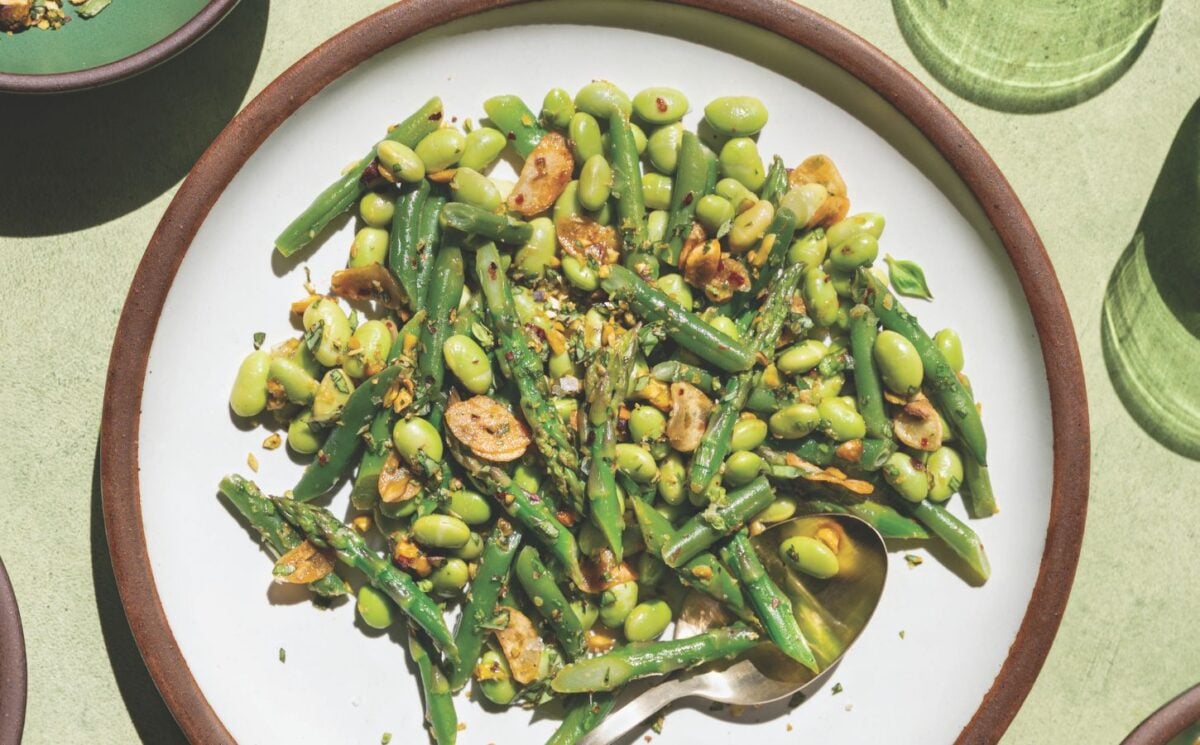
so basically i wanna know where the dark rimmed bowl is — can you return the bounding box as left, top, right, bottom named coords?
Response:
left=0, top=557, right=26, bottom=745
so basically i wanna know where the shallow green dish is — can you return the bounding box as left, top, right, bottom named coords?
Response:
left=0, top=0, right=238, bottom=93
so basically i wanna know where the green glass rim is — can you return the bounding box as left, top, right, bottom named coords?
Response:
left=0, top=0, right=240, bottom=94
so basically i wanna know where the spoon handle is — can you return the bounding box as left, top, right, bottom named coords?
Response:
left=576, top=675, right=708, bottom=745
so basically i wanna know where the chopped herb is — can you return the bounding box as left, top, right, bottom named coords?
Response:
left=885, top=255, right=934, bottom=300
left=651, top=714, right=665, bottom=734
left=252, top=331, right=266, bottom=349
left=348, top=309, right=360, bottom=333
left=899, top=630, right=906, bottom=639
left=278, top=647, right=286, bottom=663
left=303, top=319, right=325, bottom=353
left=381, top=733, right=392, bottom=745
left=831, top=682, right=844, bottom=695
left=331, top=369, right=350, bottom=394
left=905, top=554, right=924, bottom=568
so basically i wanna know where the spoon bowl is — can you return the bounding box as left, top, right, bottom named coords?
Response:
left=577, top=513, right=888, bottom=745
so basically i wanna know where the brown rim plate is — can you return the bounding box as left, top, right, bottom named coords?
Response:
left=0, top=557, right=26, bottom=745
left=1123, top=685, right=1200, bottom=745
left=99, top=0, right=1090, bottom=742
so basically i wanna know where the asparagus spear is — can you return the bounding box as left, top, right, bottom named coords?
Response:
left=217, top=475, right=349, bottom=598
left=409, top=626, right=458, bottom=745
left=551, top=624, right=761, bottom=693
left=546, top=693, right=617, bottom=745
left=661, top=476, right=775, bottom=568
left=272, top=498, right=457, bottom=661
left=449, top=520, right=522, bottom=690
left=514, top=546, right=587, bottom=659
left=585, top=327, right=639, bottom=560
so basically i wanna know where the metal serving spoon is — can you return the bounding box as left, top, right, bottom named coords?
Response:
left=578, top=513, right=889, bottom=745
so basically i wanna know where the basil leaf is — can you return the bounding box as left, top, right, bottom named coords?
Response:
left=252, top=332, right=266, bottom=350
left=885, top=255, right=933, bottom=300
left=303, top=319, right=324, bottom=352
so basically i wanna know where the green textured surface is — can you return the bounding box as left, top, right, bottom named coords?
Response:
left=0, top=1, right=1197, bottom=743
left=0, top=0, right=210, bottom=75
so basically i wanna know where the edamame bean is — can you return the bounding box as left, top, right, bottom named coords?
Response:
left=302, top=297, right=351, bottom=367
left=874, top=330, right=925, bottom=395
left=358, top=192, right=395, bottom=228
left=716, top=178, right=758, bottom=213
left=342, top=320, right=393, bottom=379
left=654, top=498, right=688, bottom=524
left=412, top=514, right=471, bottom=549
left=718, top=137, right=765, bottom=192
left=269, top=355, right=318, bottom=404
left=311, top=369, right=354, bottom=423
left=826, top=212, right=886, bottom=247
left=883, top=453, right=930, bottom=502
left=430, top=558, right=470, bottom=596
left=727, top=199, right=774, bottom=253
left=819, top=397, right=866, bottom=441
left=553, top=180, right=584, bottom=224
left=624, top=599, right=672, bottom=642
left=568, top=112, right=604, bottom=162
left=579, top=521, right=606, bottom=556
left=448, top=489, right=492, bottom=525
left=392, top=417, right=444, bottom=464
left=788, top=230, right=828, bottom=269
left=451, top=167, right=503, bottom=211
left=703, top=95, right=768, bottom=136
left=477, top=649, right=518, bottom=705
left=356, top=585, right=395, bottom=629
left=415, top=128, right=466, bottom=172
left=561, top=255, right=599, bottom=291
left=695, top=195, right=734, bottom=234
left=628, top=405, right=667, bottom=443
left=598, top=580, right=639, bottom=627
left=812, top=373, right=845, bottom=401
left=654, top=273, right=693, bottom=311
left=646, top=122, right=683, bottom=174
left=459, top=127, right=508, bottom=171
left=657, top=453, right=687, bottom=505
left=629, top=122, right=648, bottom=155
left=443, top=334, right=493, bottom=394
left=287, top=409, right=322, bottom=454
left=230, top=350, right=270, bottom=417
left=512, top=461, right=543, bottom=494
left=647, top=209, right=670, bottom=243
left=754, top=497, right=797, bottom=525
left=641, top=173, right=673, bottom=211
left=450, top=531, right=485, bottom=561
left=769, top=402, right=820, bottom=439
left=829, top=232, right=879, bottom=271
left=780, top=536, right=839, bottom=579
left=633, top=87, right=689, bottom=125
left=723, top=450, right=763, bottom=487
left=730, top=415, right=768, bottom=451
left=637, top=553, right=668, bottom=595
left=709, top=314, right=740, bottom=340
left=776, top=339, right=827, bottom=375
left=548, top=350, right=576, bottom=379
left=578, top=154, right=613, bottom=211
left=926, top=446, right=964, bottom=501
left=615, top=443, right=658, bottom=483
left=375, top=140, right=425, bottom=183
left=541, top=87, right=576, bottom=128
left=348, top=227, right=388, bottom=267
left=514, top=217, right=558, bottom=276
left=575, top=81, right=632, bottom=119
left=934, top=328, right=965, bottom=373
left=803, top=267, right=839, bottom=328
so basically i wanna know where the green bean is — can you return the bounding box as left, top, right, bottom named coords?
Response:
left=688, top=372, right=756, bottom=498
left=416, top=246, right=464, bottom=426
left=661, top=476, right=774, bottom=567
left=275, top=498, right=456, bottom=659
left=857, top=270, right=987, bottom=465
left=449, top=521, right=521, bottom=690
left=515, top=546, right=587, bottom=659
left=551, top=624, right=760, bottom=693
left=847, top=305, right=891, bottom=442
left=602, top=266, right=756, bottom=373
left=661, top=131, right=712, bottom=265
left=292, top=363, right=404, bottom=501
left=389, top=179, right=431, bottom=311
left=608, top=110, right=650, bottom=255
left=720, top=530, right=817, bottom=671
left=408, top=627, right=458, bottom=745
left=460, top=127, right=508, bottom=171
left=349, top=409, right=394, bottom=510
left=276, top=97, right=442, bottom=256
left=963, top=459, right=998, bottom=518
left=760, top=155, right=788, bottom=204
left=440, top=202, right=533, bottom=245
left=413, top=192, right=448, bottom=312
left=217, top=475, right=349, bottom=597
left=483, top=95, right=547, bottom=158
left=896, top=496, right=991, bottom=582
left=547, top=694, right=617, bottom=745
left=798, top=498, right=928, bottom=540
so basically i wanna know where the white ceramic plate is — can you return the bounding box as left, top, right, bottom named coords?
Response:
left=105, top=2, right=1087, bottom=743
